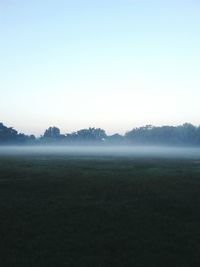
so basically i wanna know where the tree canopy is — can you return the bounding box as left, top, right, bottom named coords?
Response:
left=0, top=123, right=35, bottom=144
left=1, top=121, right=200, bottom=146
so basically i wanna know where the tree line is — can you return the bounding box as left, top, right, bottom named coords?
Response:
left=0, top=122, right=200, bottom=146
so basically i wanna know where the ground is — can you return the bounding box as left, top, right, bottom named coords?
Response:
left=0, top=155, right=200, bottom=266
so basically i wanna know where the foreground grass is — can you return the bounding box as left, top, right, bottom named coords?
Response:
left=0, top=156, right=200, bottom=266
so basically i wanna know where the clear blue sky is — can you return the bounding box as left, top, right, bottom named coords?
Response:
left=0, top=0, right=200, bottom=136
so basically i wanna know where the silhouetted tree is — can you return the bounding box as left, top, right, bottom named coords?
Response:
left=76, top=128, right=106, bottom=142
left=125, top=123, right=200, bottom=145
left=1, top=121, right=200, bottom=146
left=106, top=134, right=124, bottom=144
left=65, top=128, right=107, bottom=143
left=44, top=127, right=60, bottom=138
left=0, top=122, right=35, bottom=144
left=41, top=126, right=66, bottom=143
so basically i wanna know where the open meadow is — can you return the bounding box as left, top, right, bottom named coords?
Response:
left=0, top=150, right=200, bottom=266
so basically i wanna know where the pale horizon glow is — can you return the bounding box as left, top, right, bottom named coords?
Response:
left=0, top=0, right=200, bottom=136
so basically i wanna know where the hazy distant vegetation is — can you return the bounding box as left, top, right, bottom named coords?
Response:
left=1, top=122, right=200, bottom=146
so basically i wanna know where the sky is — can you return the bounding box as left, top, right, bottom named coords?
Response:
left=0, top=0, right=200, bottom=136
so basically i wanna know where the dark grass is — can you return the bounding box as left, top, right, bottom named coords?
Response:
left=0, top=156, right=200, bottom=266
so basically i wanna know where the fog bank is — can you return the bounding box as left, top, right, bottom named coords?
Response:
left=0, top=146, right=200, bottom=159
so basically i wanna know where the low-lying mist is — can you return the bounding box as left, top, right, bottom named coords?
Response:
left=0, top=146, right=200, bottom=159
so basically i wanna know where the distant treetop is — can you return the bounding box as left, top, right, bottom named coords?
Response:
left=1, top=122, right=200, bottom=146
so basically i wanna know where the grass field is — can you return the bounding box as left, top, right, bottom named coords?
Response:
left=0, top=155, right=200, bottom=266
